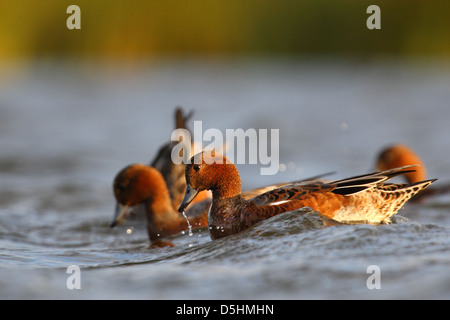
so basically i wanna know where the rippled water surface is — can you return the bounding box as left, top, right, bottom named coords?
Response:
left=0, top=59, right=449, bottom=299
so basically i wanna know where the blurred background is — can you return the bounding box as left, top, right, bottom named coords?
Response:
left=1, top=1, right=450, bottom=62
left=1, top=0, right=450, bottom=299
left=1, top=0, right=449, bottom=173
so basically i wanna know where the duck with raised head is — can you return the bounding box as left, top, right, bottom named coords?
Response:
left=110, top=108, right=326, bottom=247
left=178, top=151, right=436, bottom=240
left=112, top=153, right=331, bottom=246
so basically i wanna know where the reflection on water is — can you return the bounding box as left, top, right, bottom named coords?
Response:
left=0, top=58, right=450, bottom=299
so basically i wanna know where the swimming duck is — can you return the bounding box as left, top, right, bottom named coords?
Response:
left=110, top=108, right=324, bottom=246
left=113, top=163, right=210, bottom=247
left=178, top=151, right=436, bottom=240
left=376, top=144, right=450, bottom=200
left=112, top=158, right=331, bottom=246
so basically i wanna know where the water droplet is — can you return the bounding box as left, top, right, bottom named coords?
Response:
left=181, top=211, right=193, bottom=236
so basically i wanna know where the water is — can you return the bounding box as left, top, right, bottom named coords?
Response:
left=1, top=58, right=450, bottom=299
left=181, top=211, right=194, bottom=237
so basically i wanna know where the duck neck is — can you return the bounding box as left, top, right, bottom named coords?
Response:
left=145, top=192, right=189, bottom=241
left=145, top=187, right=180, bottom=224
left=210, top=164, right=242, bottom=200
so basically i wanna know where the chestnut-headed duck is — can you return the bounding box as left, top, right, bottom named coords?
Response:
left=376, top=144, right=450, bottom=200
left=110, top=108, right=312, bottom=247
left=113, top=163, right=210, bottom=247
left=178, top=151, right=436, bottom=240
left=110, top=107, right=211, bottom=247
left=112, top=160, right=329, bottom=247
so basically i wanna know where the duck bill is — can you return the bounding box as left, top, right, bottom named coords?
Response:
left=110, top=203, right=130, bottom=227
left=178, top=184, right=200, bottom=213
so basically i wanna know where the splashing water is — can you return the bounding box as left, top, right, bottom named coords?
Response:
left=181, top=211, right=193, bottom=237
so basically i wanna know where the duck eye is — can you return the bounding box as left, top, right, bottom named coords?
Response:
left=193, top=165, right=200, bottom=172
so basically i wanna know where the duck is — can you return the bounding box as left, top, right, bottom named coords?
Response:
left=112, top=157, right=331, bottom=247
left=113, top=163, right=210, bottom=247
left=110, top=108, right=328, bottom=247
left=376, top=144, right=450, bottom=201
left=110, top=107, right=211, bottom=247
left=178, top=151, right=436, bottom=240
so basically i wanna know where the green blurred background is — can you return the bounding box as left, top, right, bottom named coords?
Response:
left=1, top=0, right=449, bottom=63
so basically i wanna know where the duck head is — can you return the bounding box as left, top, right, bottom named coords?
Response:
left=178, top=151, right=241, bottom=212
left=111, top=163, right=171, bottom=227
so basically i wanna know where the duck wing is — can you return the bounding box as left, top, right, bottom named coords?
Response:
left=250, top=165, right=421, bottom=206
